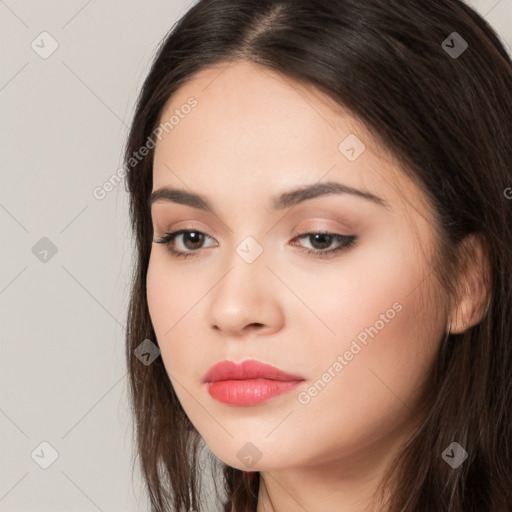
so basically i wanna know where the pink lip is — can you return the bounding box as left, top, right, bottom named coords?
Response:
left=203, top=359, right=305, bottom=407
left=202, top=359, right=304, bottom=383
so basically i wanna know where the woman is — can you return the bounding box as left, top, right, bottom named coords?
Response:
left=123, top=0, right=512, bottom=510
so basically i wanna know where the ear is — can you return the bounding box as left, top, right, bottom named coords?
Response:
left=447, top=233, right=491, bottom=334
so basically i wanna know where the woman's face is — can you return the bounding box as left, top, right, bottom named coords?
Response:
left=147, top=60, right=448, bottom=473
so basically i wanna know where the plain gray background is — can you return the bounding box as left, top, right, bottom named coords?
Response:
left=1, top=1, right=511, bottom=511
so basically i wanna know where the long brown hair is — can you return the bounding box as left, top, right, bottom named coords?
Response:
left=123, top=1, right=512, bottom=510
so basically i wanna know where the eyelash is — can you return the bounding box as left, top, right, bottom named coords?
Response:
left=154, top=229, right=357, bottom=260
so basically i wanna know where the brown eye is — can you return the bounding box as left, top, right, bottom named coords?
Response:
left=307, top=233, right=335, bottom=250
left=154, top=229, right=217, bottom=259
left=291, top=231, right=357, bottom=259
left=180, top=231, right=205, bottom=250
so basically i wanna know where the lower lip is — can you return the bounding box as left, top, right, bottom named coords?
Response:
left=206, top=379, right=303, bottom=406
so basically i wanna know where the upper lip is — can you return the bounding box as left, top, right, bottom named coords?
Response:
left=202, top=359, right=305, bottom=383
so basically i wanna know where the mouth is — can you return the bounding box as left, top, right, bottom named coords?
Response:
left=202, top=359, right=305, bottom=407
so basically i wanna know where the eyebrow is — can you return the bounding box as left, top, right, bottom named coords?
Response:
left=148, top=181, right=388, bottom=211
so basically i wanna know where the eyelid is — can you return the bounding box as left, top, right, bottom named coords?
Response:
left=291, top=219, right=353, bottom=237
left=292, top=226, right=347, bottom=237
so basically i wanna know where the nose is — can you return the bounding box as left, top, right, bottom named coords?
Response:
left=206, top=256, right=285, bottom=338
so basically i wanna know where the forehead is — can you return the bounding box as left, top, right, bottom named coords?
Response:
left=151, top=60, right=432, bottom=226
left=155, top=60, right=367, bottom=165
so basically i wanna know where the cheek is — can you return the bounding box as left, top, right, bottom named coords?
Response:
left=146, top=251, right=218, bottom=393
left=147, top=250, right=208, bottom=327
left=286, top=232, right=443, bottom=458
left=317, top=227, right=442, bottom=392
left=146, top=254, right=196, bottom=370
left=294, top=290, right=441, bottom=466
left=282, top=223, right=433, bottom=350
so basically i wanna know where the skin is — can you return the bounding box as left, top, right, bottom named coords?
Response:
left=146, top=60, right=488, bottom=511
